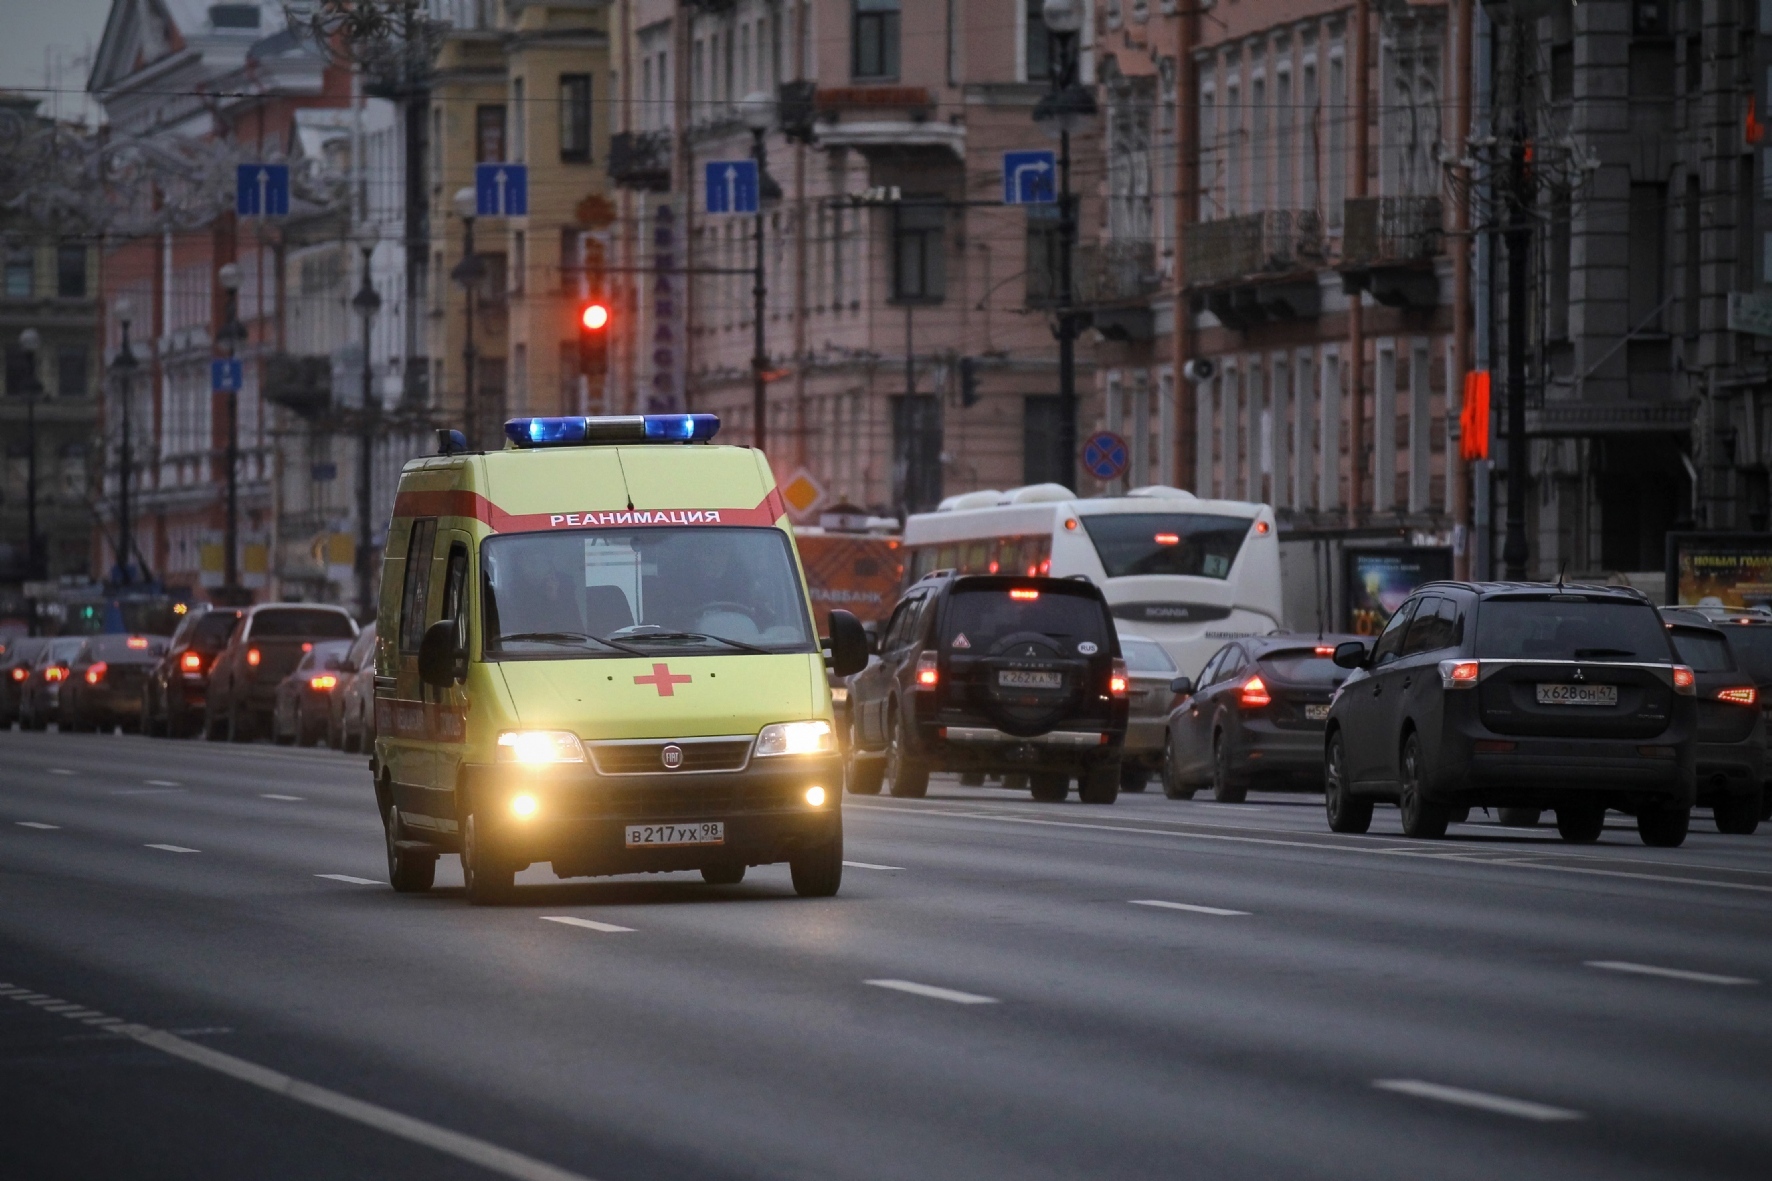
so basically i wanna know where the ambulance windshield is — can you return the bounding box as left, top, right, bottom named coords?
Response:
left=481, top=526, right=817, bottom=657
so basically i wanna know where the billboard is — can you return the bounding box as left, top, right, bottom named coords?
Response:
left=1666, top=532, right=1772, bottom=608
left=1343, top=547, right=1454, bottom=635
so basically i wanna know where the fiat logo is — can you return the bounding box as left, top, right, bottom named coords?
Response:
left=661, top=744, right=684, bottom=770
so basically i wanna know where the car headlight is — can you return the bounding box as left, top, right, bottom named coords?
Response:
left=755, top=719, right=836, bottom=757
left=495, top=730, right=587, bottom=763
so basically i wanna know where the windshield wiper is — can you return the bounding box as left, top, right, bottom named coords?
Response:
left=615, top=630, right=773, bottom=654
left=496, top=631, right=648, bottom=656
left=1573, top=647, right=1637, bottom=659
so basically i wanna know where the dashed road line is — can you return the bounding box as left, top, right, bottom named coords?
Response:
left=864, top=979, right=999, bottom=1005
left=48, top=769, right=75, bottom=776
left=111, top=788, right=185, bottom=796
left=540, top=916, right=635, bottom=934
left=15, top=821, right=59, bottom=830
left=144, top=843, right=200, bottom=854
left=145, top=779, right=180, bottom=787
left=1373, top=1079, right=1583, bottom=1122
left=1585, top=960, right=1756, bottom=986
left=316, top=874, right=383, bottom=886
left=843, top=860, right=904, bottom=871
left=1129, top=899, right=1251, bottom=917
left=261, top=794, right=304, bottom=802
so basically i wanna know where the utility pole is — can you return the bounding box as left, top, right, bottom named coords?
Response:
left=352, top=231, right=383, bottom=620
left=112, top=298, right=139, bottom=585
left=1500, top=8, right=1532, bottom=581
left=452, top=188, right=483, bottom=448
left=17, top=329, right=41, bottom=586
left=742, top=96, right=775, bottom=453
left=217, top=262, right=248, bottom=603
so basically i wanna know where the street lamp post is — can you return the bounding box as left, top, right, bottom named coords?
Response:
left=1033, top=0, right=1096, bottom=492
left=451, top=187, right=483, bottom=448
left=112, top=297, right=138, bottom=586
left=351, top=231, right=383, bottom=621
left=17, top=328, right=42, bottom=588
left=217, top=262, right=248, bottom=602
left=741, top=93, right=775, bottom=454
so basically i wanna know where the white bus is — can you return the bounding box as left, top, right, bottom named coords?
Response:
left=902, top=484, right=1282, bottom=679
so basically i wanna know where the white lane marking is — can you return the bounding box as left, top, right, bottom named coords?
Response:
left=15, top=821, right=59, bottom=830
left=144, top=843, right=199, bottom=854
left=146, top=779, right=180, bottom=787
left=864, top=979, right=1000, bottom=1005
left=1373, top=1079, right=1584, bottom=1122
left=316, top=874, right=383, bottom=887
left=540, top=916, right=635, bottom=934
left=261, top=794, right=304, bottom=802
left=110, top=788, right=185, bottom=796
left=848, top=806, right=1772, bottom=896
left=843, top=860, right=904, bottom=870
left=1585, top=960, right=1757, bottom=986
left=48, top=769, right=74, bottom=776
left=1129, top=899, right=1251, bottom=917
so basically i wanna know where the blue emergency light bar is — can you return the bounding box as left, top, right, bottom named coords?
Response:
left=503, top=414, right=722, bottom=448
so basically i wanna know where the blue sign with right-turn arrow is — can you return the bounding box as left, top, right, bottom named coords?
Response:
left=1003, top=150, right=1057, bottom=205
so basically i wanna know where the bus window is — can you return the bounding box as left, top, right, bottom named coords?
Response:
left=1080, top=513, right=1250, bottom=579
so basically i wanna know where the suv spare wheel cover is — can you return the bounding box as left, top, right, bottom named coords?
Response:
left=977, top=631, right=1085, bottom=737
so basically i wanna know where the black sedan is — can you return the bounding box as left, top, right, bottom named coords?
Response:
left=1, top=636, right=50, bottom=727
left=270, top=641, right=353, bottom=747
left=60, top=634, right=170, bottom=732
left=1162, top=635, right=1363, bottom=802
left=1663, top=617, right=1765, bottom=833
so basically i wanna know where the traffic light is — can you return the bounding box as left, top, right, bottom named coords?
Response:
left=578, top=300, right=611, bottom=377
left=959, top=357, right=980, bottom=407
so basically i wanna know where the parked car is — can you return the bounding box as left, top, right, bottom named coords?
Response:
left=1162, top=633, right=1364, bottom=801
left=1323, top=582, right=1697, bottom=847
left=60, top=634, right=170, bottom=732
left=1118, top=635, right=1185, bottom=792
left=326, top=623, right=377, bottom=751
left=1662, top=618, right=1765, bottom=834
left=204, top=604, right=359, bottom=742
left=1, top=636, right=50, bottom=727
left=271, top=640, right=354, bottom=746
left=143, top=606, right=244, bottom=738
left=845, top=572, right=1129, bottom=803
left=1663, top=608, right=1772, bottom=820
left=17, top=637, right=90, bottom=730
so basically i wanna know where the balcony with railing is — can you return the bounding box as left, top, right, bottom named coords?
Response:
left=1182, top=211, right=1325, bottom=328
left=607, top=131, right=672, bottom=193
left=1340, top=196, right=1442, bottom=307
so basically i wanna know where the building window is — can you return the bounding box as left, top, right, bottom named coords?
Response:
left=1025, top=205, right=1062, bottom=304
left=4, top=241, right=31, bottom=298
left=512, top=230, right=526, bottom=295
left=4, top=344, right=33, bottom=396
left=511, top=78, right=527, bottom=162
left=56, top=245, right=86, bottom=298
left=852, top=0, right=900, bottom=80
left=57, top=345, right=87, bottom=398
left=476, top=105, right=507, bottom=163
left=1023, top=395, right=1067, bottom=485
left=892, top=201, right=945, bottom=302
left=1025, top=0, right=1052, bottom=80
left=559, top=74, right=592, bottom=161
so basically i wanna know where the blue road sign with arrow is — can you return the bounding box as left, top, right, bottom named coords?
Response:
left=475, top=163, right=529, bottom=217
left=1082, top=430, right=1130, bottom=482
left=1002, top=150, right=1057, bottom=205
left=705, top=160, right=759, bottom=214
left=210, top=358, right=243, bottom=394
left=236, top=164, right=290, bottom=217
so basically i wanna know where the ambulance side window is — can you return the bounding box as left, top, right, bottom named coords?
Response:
left=399, top=519, right=438, bottom=653
left=440, top=543, right=469, bottom=652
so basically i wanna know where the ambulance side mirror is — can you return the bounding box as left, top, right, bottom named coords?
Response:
left=418, top=620, right=464, bottom=687
left=825, top=609, right=869, bottom=678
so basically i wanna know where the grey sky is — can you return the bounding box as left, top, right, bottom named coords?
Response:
left=0, top=0, right=116, bottom=124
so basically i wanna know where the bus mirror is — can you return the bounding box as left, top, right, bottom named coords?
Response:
left=1332, top=641, right=1369, bottom=670
left=826, top=609, right=869, bottom=678
left=419, top=620, right=463, bottom=687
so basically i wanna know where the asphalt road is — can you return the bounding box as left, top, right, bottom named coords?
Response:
left=1, top=728, right=1768, bottom=1181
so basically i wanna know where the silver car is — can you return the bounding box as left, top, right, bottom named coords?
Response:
left=1118, top=635, right=1184, bottom=792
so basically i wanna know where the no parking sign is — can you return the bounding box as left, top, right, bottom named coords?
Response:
left=1081, top=431, right=1130, bottom=482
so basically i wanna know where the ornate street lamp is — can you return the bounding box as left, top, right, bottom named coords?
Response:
left=217, top=262, right=249, bottom=603
left=450, top=186, right=484, bottom=447
left=740, top=92, right=776, bottom=453
left=111, top=296, right=139, bottom=585
left=351, top=228, right=383, bottom=620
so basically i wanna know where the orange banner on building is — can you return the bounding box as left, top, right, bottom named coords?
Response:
left=1459, top=370, right=1491, bottom=461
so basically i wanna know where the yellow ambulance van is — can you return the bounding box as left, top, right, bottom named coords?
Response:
left=371, top=414, right=869, bottom=904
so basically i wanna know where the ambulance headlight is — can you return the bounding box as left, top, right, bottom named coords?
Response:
left=754, top=720, right=836, bottom=757
left=496, top=730, right=587, bottom=763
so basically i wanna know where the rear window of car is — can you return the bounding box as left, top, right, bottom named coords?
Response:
left=297, top=641, right=354, bottom=671
left=1718, top=626, right=1772, bottom=683
left=1079, top=513, right=1253, bottom=580
left=249, top=609, right=357, bottom=639
left=1668, top=628, right=1735, bottom=673
left=43, top=638, right=86, bottom=663
left=88, top=635, right=168, bottom=660
left=1119, top=637, right=1176, bottom=672
left=1259, top=648, right=1343, bottom=684
left=1474, top=597, right=1672, bottom=662
left=943, top=586, right=1109, bottom=652
left=191, top=611, right=243, bottom=648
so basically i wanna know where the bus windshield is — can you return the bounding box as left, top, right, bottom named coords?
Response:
left=1079, top=513, right=1253, bottom=580
left=482, top=527, right=816, bottom=658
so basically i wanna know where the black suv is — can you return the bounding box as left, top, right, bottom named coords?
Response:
left=1325, top=582, right=1698, bottom=846
left=1661, top=614, right=1766, bottom=833
left=845, top=573, right=1130, bottom=803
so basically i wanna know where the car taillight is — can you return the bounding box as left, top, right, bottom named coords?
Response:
left=1009, top=588, right=1040, bottom=601
left=247, top=648, right=261, bottom=668
left=310, top=673, right=338, bottom=690
left=84, top=662, right=107, bottom=685
left=1313, top=645, right=1335, bottom=657
left=126, top=636, right=149, bottom=650
left=1239, top=675, right=1271, bottom=707
left=302, top=642, right=313, bottom=653
left=1672, top=665, right=1695, bottom=695
left=1110, top=658, right=1130, bottom=697
left=44, top=667, right=66, bottom=683
left=9, top=667, right=24, bottom=682
left=1439, top=659, right=1480, bottom=688
left=915, top=650, right=939, bottom=689
left=180, top=651, right=203, bottom=672
left=1718, top=686, right=1758, bottom=705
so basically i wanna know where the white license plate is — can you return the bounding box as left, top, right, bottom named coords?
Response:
left=625, top=822, right=724, bottom=848
left=1535, top=683, right=1618, bottom=707
left=1304, top=703, right=1331, bottom=721
left=999, top=669, right=1063, bottom=689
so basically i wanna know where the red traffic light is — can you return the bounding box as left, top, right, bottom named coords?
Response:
left=580, top=303, right=609, bottom=331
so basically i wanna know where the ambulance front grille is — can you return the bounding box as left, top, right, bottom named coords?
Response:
left=588, top=737, right=754, bottom=776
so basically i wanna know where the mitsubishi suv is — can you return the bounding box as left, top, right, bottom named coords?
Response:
left=1324, top=582, right=1697, bottom=846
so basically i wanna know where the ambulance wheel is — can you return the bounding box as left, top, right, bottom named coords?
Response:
left=885, top=713, right=928, bottom=799
left=384, top=806, right=436, bottom=893
left=790, top=823, right=843, bottom=898
left=701, top=864, right=746, bottom=885
left=461, top=813, right=514, bottom=904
